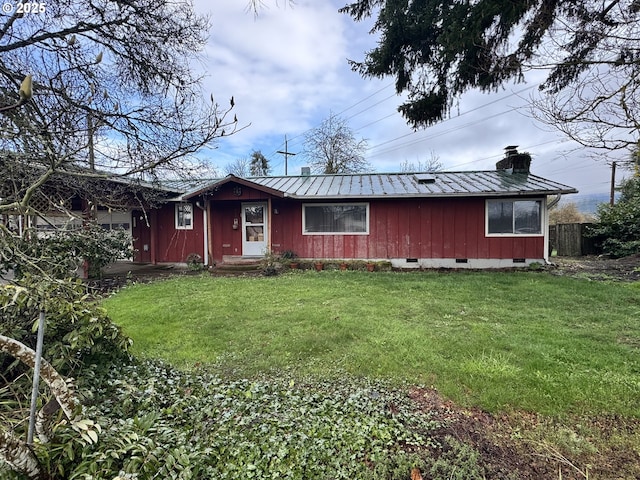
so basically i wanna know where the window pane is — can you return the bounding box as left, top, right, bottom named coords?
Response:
left=245, top=206, right=263, bottom=224
left=304, top=205, right=367, bottom=233
left=177, top=203, right=192, bottom=228
left=487, top=201, right=513, bottom=234
left=487, top=200, right=542, bottom=235
left=246, top=225, right=264, bottom=241
left=514, top=201, right=541, bottom=234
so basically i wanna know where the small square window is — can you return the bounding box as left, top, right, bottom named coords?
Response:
left=175, top=203, right=193, bottom=230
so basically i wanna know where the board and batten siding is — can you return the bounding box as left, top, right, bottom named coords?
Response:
left=155, top=203, right=204, bottom=263
left=270, top=197, right=544, bottom=261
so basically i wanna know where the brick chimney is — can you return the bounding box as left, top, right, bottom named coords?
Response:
left=496, top=145, right=531, bottom=174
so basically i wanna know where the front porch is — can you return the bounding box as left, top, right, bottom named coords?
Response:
left=210, top=255, right=263, bottom=274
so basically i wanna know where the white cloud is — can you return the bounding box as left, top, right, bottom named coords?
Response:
left=192, top=0, right=621, bottom=196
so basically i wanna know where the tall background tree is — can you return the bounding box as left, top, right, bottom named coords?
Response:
left=548, top=202, right=591, bottom=225
left=303, top=113, right=370, bottom=174
left=249, top=150, right=270, bottom=176
left=340, top=0, right=640, bottom=158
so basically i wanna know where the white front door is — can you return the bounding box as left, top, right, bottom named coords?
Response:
left=242, top=203, right=268, bottom=257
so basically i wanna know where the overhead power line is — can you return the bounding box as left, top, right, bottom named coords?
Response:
left=267, top=83, right=541, bottom=172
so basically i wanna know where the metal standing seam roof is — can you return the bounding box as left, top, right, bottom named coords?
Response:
left=160, top=178, right=219, bottom=193
left=179, top=171, right=577, bottom=200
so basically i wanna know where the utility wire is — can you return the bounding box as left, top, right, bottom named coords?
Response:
left=268, top=83, right=541, bottom=171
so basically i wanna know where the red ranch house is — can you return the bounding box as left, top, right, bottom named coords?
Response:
left=132, top=149, right=577, bottom=269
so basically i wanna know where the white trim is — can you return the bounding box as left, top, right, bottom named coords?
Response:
left=242, top=202, right=268, bottom=256
left=202, top=207, right=209, bottom=265
left=175, top=202, right=193, bottom=230
left=485, top=198, right=544, bottom=237
left=542, top=196, right=550, bottom=263
left=302, top=202, right=370, bottom=235
left=390, top=258, right=546, bottom=269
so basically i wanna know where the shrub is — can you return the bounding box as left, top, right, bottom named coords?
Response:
left=0, top=275, right=132, bottom=379
left=0, top=221, right=133, bottom=279
left=588, top=177, right=640, bottom=258
left=280, top=250, right=297, bottom=260
left=0, top=276, right=132, bottom=479
left=549, top=201, right=590, bottom=225
left=260, top=251, right=282, bottom=276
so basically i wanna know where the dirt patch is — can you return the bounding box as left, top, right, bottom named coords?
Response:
left=409, top=387, right=640, bottom=480
left=549, top=254, right=640, bottom=282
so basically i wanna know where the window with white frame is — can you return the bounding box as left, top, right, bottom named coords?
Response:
left=486, top=199, right=542, bottom=235
left=303, top=203, right=369, bottom=235
left=175, top=203, right=193, bottom=230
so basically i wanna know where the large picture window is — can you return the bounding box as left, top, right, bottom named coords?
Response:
left=303, top=203, right=369, bottom=235
left=486, top=199, right=542, bottom=235
left=175, top=203, right=193, bottom=230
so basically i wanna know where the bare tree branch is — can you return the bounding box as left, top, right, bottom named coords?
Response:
left=303, top=113, right=371, bottom=174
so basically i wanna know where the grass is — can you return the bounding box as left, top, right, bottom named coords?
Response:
left=102, top=270, right=640, bottom=417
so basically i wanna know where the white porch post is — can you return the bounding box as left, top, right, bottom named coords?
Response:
left=202, top=206, right=209, bottom=266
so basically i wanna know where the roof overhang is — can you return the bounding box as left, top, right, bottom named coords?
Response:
left=182, top=174, right=286, bottom=200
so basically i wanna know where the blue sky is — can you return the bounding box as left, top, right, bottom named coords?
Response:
left=192, top=0, right=628, bottom=197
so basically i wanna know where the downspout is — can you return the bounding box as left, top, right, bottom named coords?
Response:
left=544, top=194, right=562, bottom=264
left=267, top=197, right=272, bottom=254
left=547, top=193, right=562, bottom=210
left=195, top=200, right=208, bottom=266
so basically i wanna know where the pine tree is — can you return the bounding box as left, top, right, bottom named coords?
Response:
left=249, top=151, right=270, bottom=176
left=341, top=0, right=640, bottom=151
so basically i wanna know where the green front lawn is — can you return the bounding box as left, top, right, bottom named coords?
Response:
left=103, top=270, right=640, bottom=417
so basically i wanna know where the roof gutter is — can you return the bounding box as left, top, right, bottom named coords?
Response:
left=547, top=193, right=562, bottom=209
left=283, top=190, right=577, bottom=201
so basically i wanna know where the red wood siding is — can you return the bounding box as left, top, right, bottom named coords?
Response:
left=132, top=210, right=151, bottom=263
left=210, top=201, right=243, bottom=259
left=209, top=182, right=273, bottom=201
left=207, top=184, right=276, bottom=260
left=268, top=197, right=544, bottom=261
left=149, top=203, right=205, bottom=263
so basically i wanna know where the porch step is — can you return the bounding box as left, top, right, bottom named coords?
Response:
left=221, top=255, right=263, bottom=265
left=212, top=256, right=263, bottom=274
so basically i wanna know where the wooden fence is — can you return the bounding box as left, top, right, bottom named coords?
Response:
left=548, top=223, right=598, bottom=257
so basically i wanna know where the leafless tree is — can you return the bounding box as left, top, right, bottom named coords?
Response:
left=399, top=152, right=443, bottom=172
left=531, top=64, right=640, bottom=160
left=303, top=113, right=370, bottom=174
left=0, top=1, right=240, bottom=475
left=342, top=0, right=640, bottom=160
left=247, top=0, right=296, bottom=16
left=0, top=0, right=240, bottom=219
left=225, top=157, right=251, bottom=177
left=518, top=1, right=640, bottom=159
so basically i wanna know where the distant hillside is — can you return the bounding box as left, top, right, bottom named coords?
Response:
left=558, top=193, right=615, bottom=216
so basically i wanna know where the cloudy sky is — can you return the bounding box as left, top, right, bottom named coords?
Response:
left=192, top=0, right=626, bottom=198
